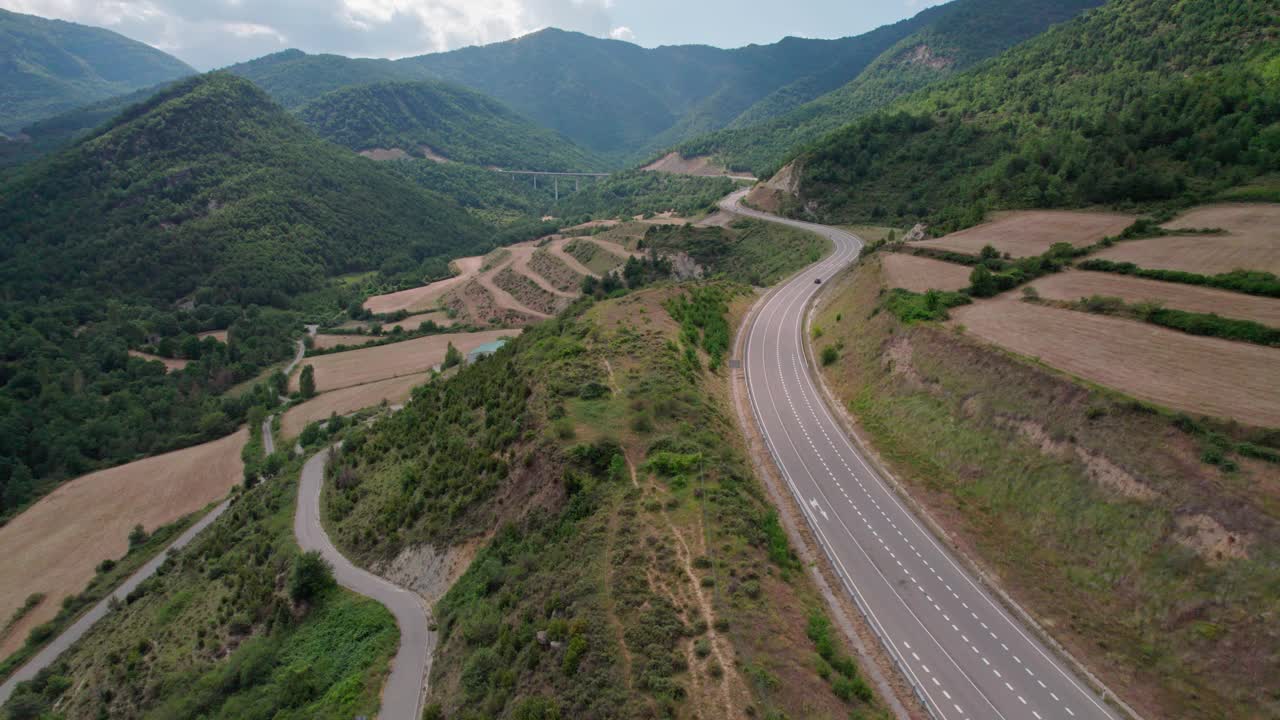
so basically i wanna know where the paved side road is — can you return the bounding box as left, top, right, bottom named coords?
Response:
left=295, top=449, right=432, bottom=720
left=725, top=190, right=1123, bottom=720
left=0, top=498, right=233, bottom=704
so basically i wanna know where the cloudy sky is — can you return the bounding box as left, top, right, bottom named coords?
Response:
left=3, top=0, right=951, bottom=70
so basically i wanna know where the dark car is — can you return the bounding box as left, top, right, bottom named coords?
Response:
left=814, top=277, right=822, bottom=284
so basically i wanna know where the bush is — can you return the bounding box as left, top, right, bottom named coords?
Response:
left=288, top=551, right=334, bottom=603
left=820, top=346, right=840, bottom=366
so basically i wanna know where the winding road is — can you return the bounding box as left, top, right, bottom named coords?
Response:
left=295, top=449, right=431, bottom=720
left=724, top=190, right=1123, bottom=720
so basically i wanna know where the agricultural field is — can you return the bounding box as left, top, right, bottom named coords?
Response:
left=528, top=247, right=584, bottom=292
left=880, top=253, right=972, bottom=292
left=950, top=297, right=1280, bottom=427
left=1030, top=271, right=1280, bottom=326
left=1093, top=203, right=1280, bottom=275
left=337, top=311, right=453, bottom=332
left=362, top=256, right=483, bottom=314
left=915, top=210, right=1134, bottom=257
left=0, top=429, right=246, bottom=659
left=280, top=373, right=429, bottom=439
left=292, top=330, right=519, bottom=393
left=564, top=238, right=626, bottom=275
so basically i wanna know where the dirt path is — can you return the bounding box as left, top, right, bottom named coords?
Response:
left=474, top=261, right=550, bottom=319
left=548, top=237, right=600, bottom=278
left=508, top=247, right=576, bottom=298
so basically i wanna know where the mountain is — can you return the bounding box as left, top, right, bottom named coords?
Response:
left=296, top=80, right=600, bottom=171
left=222, top=48, right=428, bottom=109
left=788, top=0, right=1280, bottom=229
left=679, top=0, right=1106, bottom=175
left=0, top=72, right=489, bottom=306
left=398, top=27, right=931, bottom=155
left=0, top=8, right=193, bottom=132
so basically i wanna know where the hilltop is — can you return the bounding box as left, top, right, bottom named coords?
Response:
left=0, top=72, right=489, bottom=306
left=0, top=8, right=193, bottom=132
left=678, top=0, right=1106, bottom=175
left=297, top=80, right=600, bottom=171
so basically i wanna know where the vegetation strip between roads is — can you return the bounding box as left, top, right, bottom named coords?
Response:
left=0, top=499, right=233, bottom=704
left=295, top=448, right=431, bottom=720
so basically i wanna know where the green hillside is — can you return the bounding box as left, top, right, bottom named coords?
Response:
left=297, top=80, right=600, bottom=171
left=0, top=72, right=489, bottom=306
left=679, top=0, right=1105, bottom=175
left=0, top=72, right=493, bottom=516
left=400, top=27, right=933, bottom=155
left=791, top=0, right=1280, bottom=229
left=223, top=49, right=427, bottom=109
left=0, top=8, right=193, bottom=132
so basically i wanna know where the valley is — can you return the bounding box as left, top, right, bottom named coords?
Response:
left=0, top=1, right=1277, bottom=718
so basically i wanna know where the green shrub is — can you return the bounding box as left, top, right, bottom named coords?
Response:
left=288, top=551, right=334, bottom=603
left=821, top=346, right=840, bottom=366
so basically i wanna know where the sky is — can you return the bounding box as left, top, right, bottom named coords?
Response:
left=2, top=0, right=951, bottom=70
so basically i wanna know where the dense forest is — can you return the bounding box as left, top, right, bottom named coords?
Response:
left=298, top=81, right=601, bottom=171
left=553, top=171, right=737, bottom=220
left=0, top=8, right=192, bottom=132
left=0, top=73, right=490, bottom=306
left=790, top=0, right=1280, bottom=229
left=678, top=0, right=1105, bottom=175
left=0, top=73, right=498, bottom=518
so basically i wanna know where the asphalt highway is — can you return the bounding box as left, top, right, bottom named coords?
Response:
left=724, top=190, right=1120, bottom=720
left=296, top=448, right=431, bottom=720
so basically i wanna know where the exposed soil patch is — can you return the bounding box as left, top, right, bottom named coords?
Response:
left=1093, top=203, right=1280, bottom=275
left=197, top=330, right=228, bottom=343
left=745, top=162, right=800, bottom=213
left=292, top=330, right=519, bottom=393
left=1031, top=270, right=1280, bottom=326
left=917, top=210, right=1135, bottom=257
left=359, top=148, right=411, bottom=161
left=0, top=428, right=246, bottom=660
left=1174, top=514, right=1254, bottom=564
left=643, top=152, right=753, bottom=179
left=880, top=252, right=972, bottom=292
left=127, top=350, right=188, bottom=372
left=951, top=295, right=1280, bottom=427
left=421, top=146, right=451, bottom=164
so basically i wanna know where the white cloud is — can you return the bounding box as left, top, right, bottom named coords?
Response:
left=608, top=25, right=633, bottom=42
left=0, top=0, right=618, bottom=69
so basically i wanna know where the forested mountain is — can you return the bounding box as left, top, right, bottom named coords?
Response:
left=297, top=80, right=600, bottom=171
left=400, top=27, right=931, bottom=155
left=0, top=72, right=488, bottom=306
left=679, top=0, right=1105, bottom=175
left=0, top=72, right=495, bottom=518
left=788, top=0, right=1280, bottom=229
left=223, top=49, right=427, bottom=109
left=0, top=8, right=192, bottom=132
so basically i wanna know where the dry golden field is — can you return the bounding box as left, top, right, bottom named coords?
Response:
left=916, top=210, right=1135, bottom=257
left=0, top=429, right=246, bottom=659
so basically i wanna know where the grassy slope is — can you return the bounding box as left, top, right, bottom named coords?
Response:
left=322, top=274, right=887, bottom=718
left=812, top=258, right=1280, bottom=718
left=793, top=0, right=1280, bottom=229
left=2, top=458, right=397, bottom=720
left=643, top=219, right=829, bottom=287
left=679, top=0, right=1104, bottom=175
left=297, top=81, right=600, bottom=172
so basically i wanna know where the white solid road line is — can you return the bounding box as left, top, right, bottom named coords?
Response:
left=725, top=190, right=1121, bottom=720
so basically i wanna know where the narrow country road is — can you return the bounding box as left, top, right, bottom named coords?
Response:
left=724, top=190, right=1123, bottom=720
left=0, top=498, right=232, bottom=704
left=295, top=448, right=431, bottom=720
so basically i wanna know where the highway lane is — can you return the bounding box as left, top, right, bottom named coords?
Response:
left=724, top=190, right=1121, bottom=720
left=296, top=448, right=431, bottom=720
